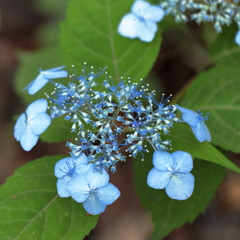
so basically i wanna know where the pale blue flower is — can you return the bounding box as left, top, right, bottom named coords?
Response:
left=14, top=99, right=51, bottom=151
left=147, top=151, right=194, bottom=200
left=177, top=106, right=211, bottom=142
left=118, top=0, right=165, bottom=42
left=235, top=30, right=240, bottom=45
left=25, top=66, right=68, bottom=95
left=67, top=169, right=120, bottom=215
left=54, top=154, right=93, bottom=197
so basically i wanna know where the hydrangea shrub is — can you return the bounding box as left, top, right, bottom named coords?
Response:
left=1, top=0, right=240, bottom=239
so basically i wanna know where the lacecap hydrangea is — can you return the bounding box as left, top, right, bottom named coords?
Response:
left=14, top=63, right=211, bottom=214
left=117, top=0, right=240, bottom=44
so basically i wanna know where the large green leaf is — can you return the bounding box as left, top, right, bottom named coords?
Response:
left=0, top=156, right=98, bottom=240
left=210, top=23, right=240, bottom=66
left=163, top=123, right=240, bottom=173
left=134, top=154, right=225, bottom=240
left=179, top=66, right=240, bottom=153
left=60, top=0, right=161, bottom=84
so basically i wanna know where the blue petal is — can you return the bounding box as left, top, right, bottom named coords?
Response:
left=29, top=112, right=51, bottom=135
left=83, top=194, right=106, bottom=215
left=75, top=163, right=94, bottom=175
left=97, top=183, right=120, bottom=205
left=131, top=0, right=150, bottom=18
left=86, top=169, right=109, bottom=189
left=118, top=13, right=139, bottom=39
left=137, top=21, right=158, bottom=42
left=20, top=124, right=39, bottom=151
left=73, top=153, right=89, bottom=165
left=177, top=106, right=198, bottom=127
left=172, top=151, right=193, bottom=173
left=191, top=121, right=211, bottom=142
left=41, top=68, right=68, bottom=79
left=43, top=66, right=66, bottom=72
left=54, top=157, right=72, bottom=178
left=57, top=177, right=71, bottom=197
left=26, top=99, right=48, bottom=120
left=142, top=5, right=165, bottom=22
left=152, top=151, right=174, bottom=171
left=147, top=168, right=170, bottom=189
left=165, top=173, right=195, bottom=200
left=74, top=154, right=94, bottom=174
left=67, top=175, right=89, bottom=203
left=26, top=66, right=68, bottom=95
left=202, top=122, right=211, bottom=142
left=26, top=73, right=49, bottom=95
left=14, top=113, right=26, bottom=141
left=235, top=30, right=240, bottom=45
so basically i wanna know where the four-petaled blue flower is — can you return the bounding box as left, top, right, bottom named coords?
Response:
left=177, top=106, right=211, bottom=142
left=147, top=151, right=194, bottom=200
left=235, top=30, right=240, bottom=45
left=67, top=168, right=121, bottom=215
left=25, top=66, right=68, bottom=95
left=54, top=154, right=93, bottom=197
left=118, top=0, right=165, bottom=42
left=14, top=99, right=51, bottom=151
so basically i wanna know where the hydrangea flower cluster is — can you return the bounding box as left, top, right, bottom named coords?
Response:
left=14, top=64, right=211, bottom=214
left=160, top=0, right=240, bottom=33
left=118, top=0, right=240, bottom=45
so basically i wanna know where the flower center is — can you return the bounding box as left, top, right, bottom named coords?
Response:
left=60, top=161, right=76, bottom=177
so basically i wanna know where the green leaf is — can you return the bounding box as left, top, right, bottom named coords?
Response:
left=0, top=156, right=99, bottom=240
left=60, top=0, right=161, bottom=84
left=179, top=66, right=240, bottom=153
left=164, top=123, right=240, bottom=173
left=210, top=23, right=240, bottom=66
left=134, top=155, right=225, bottom=240
left=40, top=117, right=74, bottom=143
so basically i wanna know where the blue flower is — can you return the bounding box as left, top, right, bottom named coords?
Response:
left=177, top=106, right=211, bottom=142
left=235, top=30, right=240, bottom=45
left=67, top=169, right=120, bottom=215
left=25, top=66, right=68, bottom=95
left=54, top=154, right=93, bottom=197
left=14, top=99, right=51, bottom=151
left=118, top=0, right=165, bottom=42
left=147, top=151, right=194, bottom=200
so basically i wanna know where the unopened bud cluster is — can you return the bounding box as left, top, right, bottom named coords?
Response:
left=46, top=64, right=178, bottom=172
left=160, top=0, right=240, bottom=32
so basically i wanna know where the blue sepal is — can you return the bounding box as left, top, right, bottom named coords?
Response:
left=25, top=66, right=68, bottom=95
left=118, top=0, right=164, bottom=42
